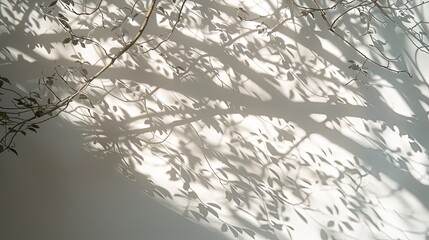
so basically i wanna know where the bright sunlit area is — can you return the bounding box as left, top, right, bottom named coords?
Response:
left=1, top=0, right=429, bottom=240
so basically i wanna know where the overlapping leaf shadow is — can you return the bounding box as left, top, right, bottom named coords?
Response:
left=2, top=0, right=429, bottom=239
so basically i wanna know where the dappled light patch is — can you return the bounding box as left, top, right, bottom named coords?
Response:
left=2, top=0, right=429, bottom=239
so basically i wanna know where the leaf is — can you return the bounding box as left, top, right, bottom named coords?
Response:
left=206, top=206, right=219, bottom=218
left=188, top=191, right=198, bottom=199
left=111, top=25, right=120, bottom=31
left=266, top=142, right=279, bottom=155
left=287, top=71, right=294, bottom=80
left=243, top=228, right=255, bottom=239
left=225, top=191, right=232, bottom=201
left=181, top=168, right=191, bottom=182
left=62, top=38, right=71, bottom=44
left=232, top=226, right=242, bottom=234
left=221, top=223, right=228, bottom=232
left=232, top=195, right=240, bottom=206
left=217, top=168, right=229, bottom=179
left=207, top=202, right=222, bottom=210
left=0, top=76, right=11, bottom=84
left=320, top=229, right=328, bottom=240
left=342, top=221, right=353, bottom=231
left=229, top=225, right=239, bottom=237
left=267, top=177, right=273, bottom=187
left=58, top=13, right=69, bottom=22
left=373, top=40, right=386, bottom=51
left=198, top=203, right=208, bottom=218
left=349, top=64, right=359, bottom=70
left=79, top=94, right=88, bottom=99
left=286, top=44, right=297, bottom=50
left=190, top=210, right=206, bottom=222
left=238, top=7, right=249, bottom=15
left=156, top=100, right=164, bottom=110
left=27, top=97, right=37, bottom=104
left=9, top=148, right=18, bottom=156
left=48, top=0, right=58, bottom=7
left=27, top=127, right=37, bottom=133
left=295, top=209, right=308, bottom=223
left=410, top=141, right=422, bottom=152
left=59, top=19, right=71, bottom=29
left=35, top=110, right=44, bottom=117
left=81, top=68, right=88, bottom=76
left=327, top=220, right=335, bottom=227
left=220, top=33, right=227, bottom=42
left=153, top=189, right=166, bottom=199
left=176, top=66, right=185, bottom=72
left=273, top=223, right=283, bottom=230
left=158, top=6, right=165, bottom=13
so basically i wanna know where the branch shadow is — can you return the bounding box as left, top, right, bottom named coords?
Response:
left=2, top=0, right=429, bottom=239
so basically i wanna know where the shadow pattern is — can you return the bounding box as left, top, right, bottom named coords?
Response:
left=1, top=0, right=429, bottom=239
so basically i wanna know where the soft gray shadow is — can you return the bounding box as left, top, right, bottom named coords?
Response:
left=0, top=118, right=227, bottom=240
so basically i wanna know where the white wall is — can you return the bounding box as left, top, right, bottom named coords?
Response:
left=1, top=0, right=429, bottom=239
left=0, top=117, right=226, bottom=240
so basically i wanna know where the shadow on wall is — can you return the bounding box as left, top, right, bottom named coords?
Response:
left=1, top=0, right=429, bottom=239
left=0, top=118, right=227, bottom=240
